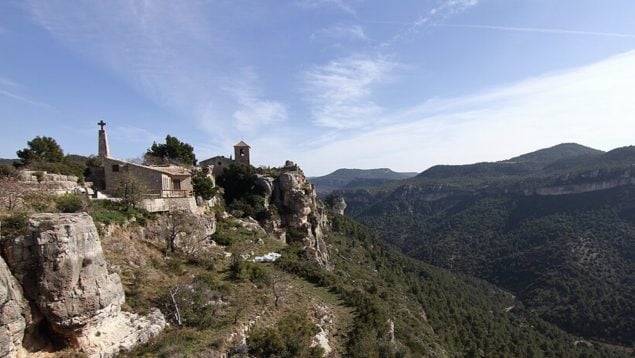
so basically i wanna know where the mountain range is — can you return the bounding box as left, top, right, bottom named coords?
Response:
left=309, top=168, right=418, bottom=195
left=337, top=143, right=635, bottom=347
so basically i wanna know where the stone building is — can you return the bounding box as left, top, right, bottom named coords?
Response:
left=97, top=121, right=193, bottom=198
left=234, top=140, right=250, bottom=165
left=103, top=159, right=192, bottom=198
left=200, top=141, right=251, bottom=176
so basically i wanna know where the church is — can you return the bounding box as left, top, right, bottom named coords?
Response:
left=95, top=120, right=251, bottom=198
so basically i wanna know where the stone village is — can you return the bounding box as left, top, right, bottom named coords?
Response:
left=0, top=121, right=336, bottom=357
left=93, top=120, right=252, bottom=213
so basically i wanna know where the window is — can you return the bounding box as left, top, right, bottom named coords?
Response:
left=112, top=164, right=119, bottom=172
left=240, top=148, right=245, bottom=156
left=173, top=179, right=181, bottom=190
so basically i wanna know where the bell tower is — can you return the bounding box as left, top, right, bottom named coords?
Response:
left=98, top=120, right=109, bottom=159
left=233, top=141, right=250, bottom=165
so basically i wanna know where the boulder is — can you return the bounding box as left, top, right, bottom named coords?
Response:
left=2, top=213, right=124, bottom=332
left=0, top=256, right=28, bottom=358
left=1, top=213, right=165, bottom=357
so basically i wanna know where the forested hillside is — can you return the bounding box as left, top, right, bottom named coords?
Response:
left=341, top=144, right=635, bottom=347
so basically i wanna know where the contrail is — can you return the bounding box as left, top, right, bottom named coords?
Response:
left=440, top=24, right=635, bottom=39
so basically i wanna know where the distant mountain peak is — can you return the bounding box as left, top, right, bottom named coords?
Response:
left=508, top=143, right=603, bottom=164
left=310, top=168, right=418, bottom=194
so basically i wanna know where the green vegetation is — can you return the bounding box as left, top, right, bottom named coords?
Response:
left=216, top=163, right=269, bottom=220
left=0, top=212, right=29, bottom=240
left=55, top=193, right=87, bottom=213
left=145, top=134, right=197, bottom=166
left=247, top=311, right=323, bottom=357
left=13, top=136, right=89, bottom=179
left=343, top=144, right=635, bottom=347
left=192, top=171, right=217, bottom=200
left=115, top=173, right=147, bottom=208
left=274, top=214, right=621, bottom=357
left=17, top=136, right=65, bottom=164
left=88, top=200, right=154, bottom=226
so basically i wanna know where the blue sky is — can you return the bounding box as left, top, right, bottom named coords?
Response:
left=1, top=0, right=635, bottom=176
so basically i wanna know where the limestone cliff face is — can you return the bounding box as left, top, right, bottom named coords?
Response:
left=325, top=194, right=347, bottom=215
left=0, top=256, right=28, bottom=358
left=271, top=162, right=331, bottom=269
left=0, top=213, right=165, bottom=357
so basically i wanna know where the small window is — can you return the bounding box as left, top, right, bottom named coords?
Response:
left=240, top=148, right=246, bottom=156
left=112, top=164, right=119, bottom=172
left=217, top=161, right=222, bottom=165
left=173, top=179, right=181, bottom=190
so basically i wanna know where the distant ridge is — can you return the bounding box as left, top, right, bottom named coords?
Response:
left=309, top=168, right=418, bottom=194
left=338, top=143, right=635, bottom=346
left=507, top=143, right=604, bottom=163
left=418, top=143, right=604, bottom=180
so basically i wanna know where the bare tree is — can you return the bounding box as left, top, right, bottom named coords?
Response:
left=115, top=173, right=147, bottom=208
left=0, top=175, right=29, bottom=212
left=159, top=210, right=198, bottom=257
left=169, top=286, right=183, bottom=326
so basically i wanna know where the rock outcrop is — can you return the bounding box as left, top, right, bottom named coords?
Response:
left=271, top=161, right=331, bottom=269
left=325, top=194, right=347, bottom=215
left=0, top=213, right=165, bottom=357
left=0, top=256, right=28, bottom=358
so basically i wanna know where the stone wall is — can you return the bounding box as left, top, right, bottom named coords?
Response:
left=18, top=170, right=82, bottom=195
left=139, top=197, right=199, bottom=213
left=103, top=158, right=164, bottom=195
left=200, top=155, right=233, bottom=176
left=103, top=158, right=193, bottom=197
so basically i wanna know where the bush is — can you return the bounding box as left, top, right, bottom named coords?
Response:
left=23, top=191, right=56, bottom=212
left=55, top=193, right=86, bottom=213
left=0, top=164, right=17, bottom=177
left=89, top=200, right=153, bottom=226
left=192, top=172, right=216, bottom=200
left=115, top=174, right=147, bottom=208
left=0, top=213, right=29, bottom=239
left=247, top=311, right=323, bottom=358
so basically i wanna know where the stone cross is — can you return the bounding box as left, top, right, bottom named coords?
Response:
left=98, top=120, right=106, bottom=130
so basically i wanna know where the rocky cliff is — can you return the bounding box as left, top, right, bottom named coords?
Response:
left=257, top=161, right=331, bottom=269
left=0, top=213, right=165, bottom=357
left=0, top=256, right=28, bottom=357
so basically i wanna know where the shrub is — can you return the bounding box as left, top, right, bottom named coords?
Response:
left=192, top=172, right=216, bottom=200
left=0, top=164, right=17, bottom=177
left=55, top=193, right=86, bottom=213
left=23, top=191, right=56, bottom=212
left=247, top=311, right=323, bottom=358
left=0, top=213, right=29, bottom=239
left=89, top=200, right=153, bottom=226
left=115, top=173, right=147, bottom=208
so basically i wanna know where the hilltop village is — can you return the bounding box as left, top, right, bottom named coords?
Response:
left=0, top=122, right=337, bottom=357
left=1, top=124, right=631, bottom=357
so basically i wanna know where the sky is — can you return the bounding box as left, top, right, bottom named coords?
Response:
left=1, top=0, right=635, bottom=176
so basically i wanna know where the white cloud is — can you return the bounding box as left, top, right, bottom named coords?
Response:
left=0, top=76, right=54, bottom=110
left=385, top=0, right=479, bottom=45
left=439, top=24, right=635, bottom=39
left=296, top=0, right=359, bottom=15
left=304, top=55, right=395, bottom=129
left=298, top=50, right=635, bottom=175
left=229, top=70, right=288, bottom=132
left=312, top=24, right=368, bottom=42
